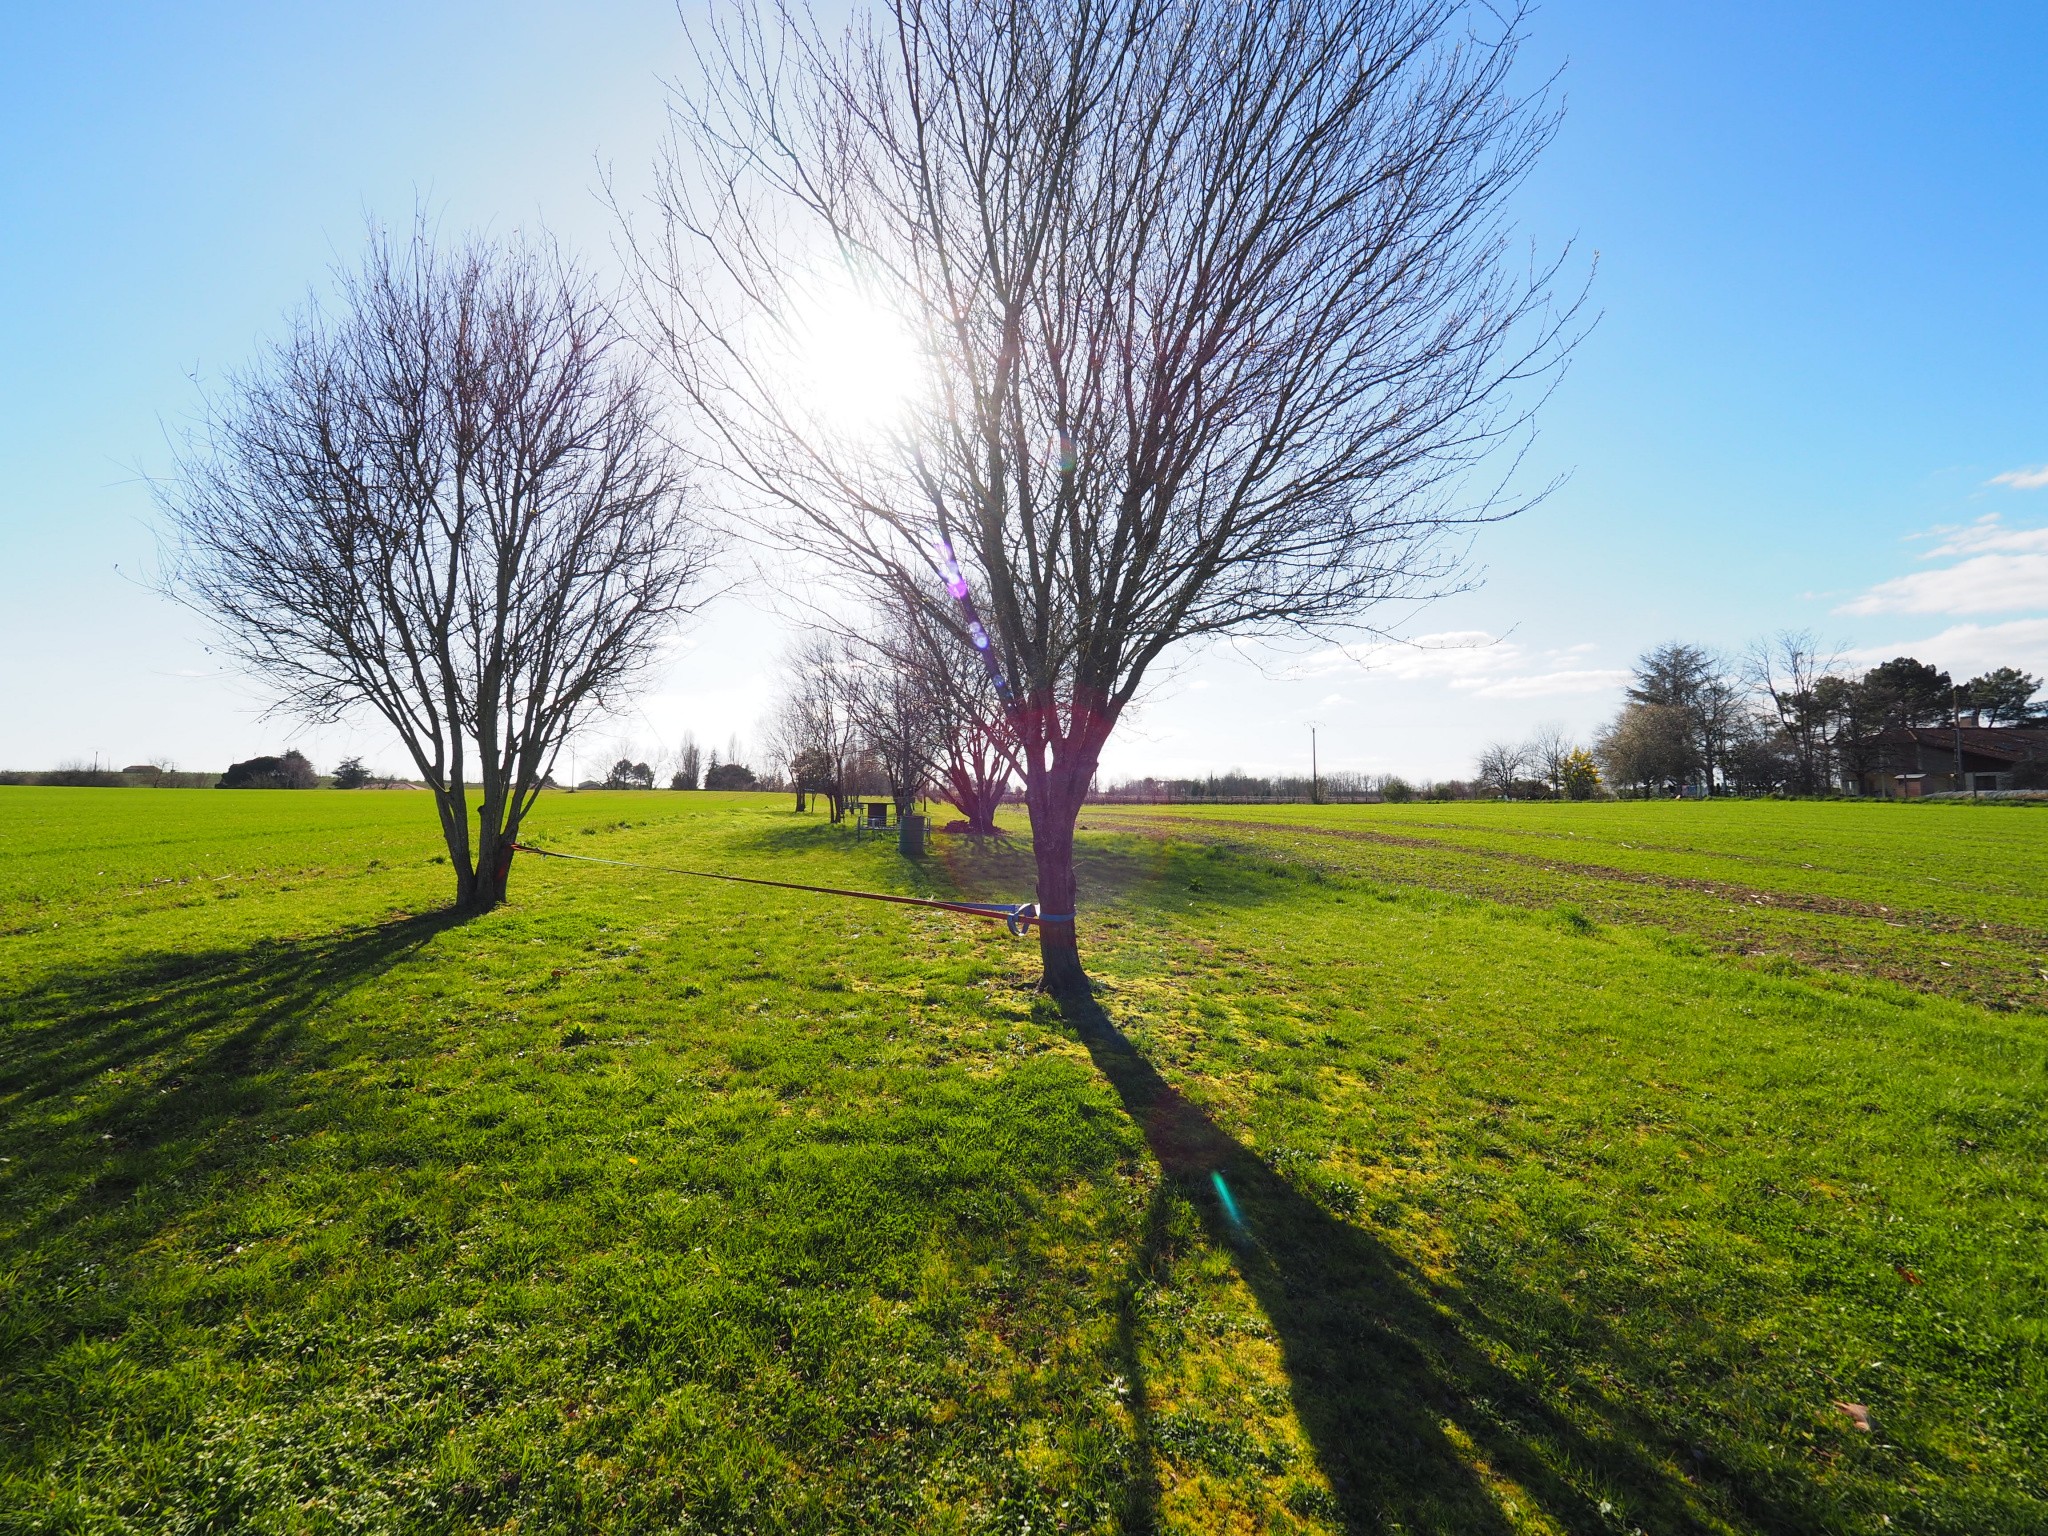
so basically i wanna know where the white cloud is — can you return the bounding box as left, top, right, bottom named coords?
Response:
left=1290, top=631, right=1629, bottom=700
left=1921, top=515, right=2048, bottom=557
left=1840, top=554, right=2048, bottom=616
left=1843, top=617, right=2048, bottom=679
left=1839, top=515, right=2048, bottom=616
left=1466, top=668, right=1633, bottom=700
left=1297, top=629, right=1523, bottom=683
left=1990, top=465, right=2048, bottom=491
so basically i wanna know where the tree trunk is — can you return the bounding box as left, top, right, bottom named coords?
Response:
left=1018, top=689, right=1114, bottom=994
left=1029, top=797, right=1085, bottom=995
left=455, top=798, right=517, bottom=915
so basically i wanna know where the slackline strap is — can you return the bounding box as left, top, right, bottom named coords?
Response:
left=510, top=843, right=1070, bottom=936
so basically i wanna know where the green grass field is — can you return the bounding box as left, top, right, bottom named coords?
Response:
left=3, top=788, right=2045, bottom=1534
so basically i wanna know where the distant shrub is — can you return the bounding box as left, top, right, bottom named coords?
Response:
left=1560, top=747, right=1603, bottom=800
left=37, top=763, right=128, bottom=787
left=218, top=750, right=317, bottom=790
left=703, top=762, right=759, bottom=791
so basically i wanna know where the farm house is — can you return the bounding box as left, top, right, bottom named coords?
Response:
left=1855, top=723, right=2048, bottom=796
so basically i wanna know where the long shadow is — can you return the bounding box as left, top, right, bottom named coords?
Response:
left=1060, top=992, right=1811, bottom=1534
left=0, top=912, right=455, bottom=1267
left=733, top=815, right=1310, bottom=921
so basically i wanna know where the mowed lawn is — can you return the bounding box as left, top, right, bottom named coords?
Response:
left=1, top=790, right=2044, bottom=1534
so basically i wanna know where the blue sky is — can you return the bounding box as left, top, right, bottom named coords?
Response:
left=2, top=2, right=2043, bottom=781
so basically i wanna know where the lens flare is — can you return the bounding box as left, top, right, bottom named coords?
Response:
left=1210, top=1170, right=1245, bottom=1230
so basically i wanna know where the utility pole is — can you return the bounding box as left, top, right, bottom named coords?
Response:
left=1954, top=685, right=1966, bottom=794
left=1311, top=725, right=1320, bottom=805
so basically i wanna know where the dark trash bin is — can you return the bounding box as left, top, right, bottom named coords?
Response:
left=898, top=812, right=926, bottom=857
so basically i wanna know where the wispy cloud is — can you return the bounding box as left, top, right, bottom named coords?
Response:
left=1842, top=616, right=2048, bottom=678
left=1919, top=515, right=2048, bottom=557
left=1989, top=465, right=2048, bottom=491
left=1294, top=631, right=1628, bottom=698
left=1839, top=515, right=2048, bottom=617
left=1470, top=668, right=1632, bottom=700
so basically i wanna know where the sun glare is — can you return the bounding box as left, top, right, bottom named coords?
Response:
left=780, top=272, right=926, bottom=440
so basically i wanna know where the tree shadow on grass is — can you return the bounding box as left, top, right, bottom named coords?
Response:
left=1061, top=991, right=1814, bottom=1535
left=732, top=817, right=1310, bottom=922
left=0, top=911, right=455, bottom=1266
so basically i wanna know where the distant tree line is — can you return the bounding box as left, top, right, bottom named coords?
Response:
left=1094, top=770, right=1382, bottom=804
left=1472, top=725, right=1604, bottom=800
left=0, top=752, right=404, bottom=789
left=569, top=732, right=764, bottom=793
left=1466, top=640, right=2043, bottom=801
left=1591, top=637, right=2043, bottom=797
left=0, top=763, right=214, bottom=788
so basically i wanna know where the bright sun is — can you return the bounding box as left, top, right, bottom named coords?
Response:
left=780, top=270, right=926, bottom=440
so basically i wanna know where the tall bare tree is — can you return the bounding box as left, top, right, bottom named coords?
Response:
left=1743, top=631, right=1844, bottom=796
left=1527, top=722, right=1575, bottom=798
left=163, top=226, right=709, bottom=913
left=648, top=0, right=1579, bottom=990
left=846, top=618, right=945, bottom=824
left=915, top=609, right=1017, bottom=834
left=673, top=731, right=704, bottom=790
left=1475, top=740, right=1530, bottom=798
left=767, top=636, right=862, bottom=820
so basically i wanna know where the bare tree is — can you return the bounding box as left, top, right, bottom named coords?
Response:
left=847, top=620, right=942, bottom=824
left=1527, top=722, right=1575, bottom=798
left=1743, top=631, right=1844, bottom=795
left=915, top=610, right=1017, bottom=834
left=162, top=225, right=709, bottom=913
left=1476, top=741, right=1529, bottom=798
left=673, top=731, right=703, bottom=790
left=648, top=0, right=1579, bottom=991
left=767, top=636, right=862, bottom=821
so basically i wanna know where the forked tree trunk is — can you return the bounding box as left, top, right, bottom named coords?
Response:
left=942, top=760, right=1008, bottom=835
left=1028, top=797, right=1086, bottom=995
left=1022, top=708, right=1111, bottom=996
left=450, top=795, right=521, bottom=915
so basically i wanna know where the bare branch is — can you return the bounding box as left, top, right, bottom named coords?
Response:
left=160, top=220, right=712, bottom=912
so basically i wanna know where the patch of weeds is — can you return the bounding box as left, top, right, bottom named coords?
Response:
left=1151, top=1407, right=1290, bottom=1476
left=1286, top=1482, right=1344, bottom=1520
left=1267, top=1145, right=1360, bottom=1215
left=367, top=1206, right=429, bottom=1251
left=1556, top=902, right=1598, bottom=936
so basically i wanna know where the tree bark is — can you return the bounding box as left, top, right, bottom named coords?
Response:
left=457, top=800, right=519, bottom=914
left=1028, top=792, right=1085, bottom=995
left=1022, top=702, right=1110, bottom=995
